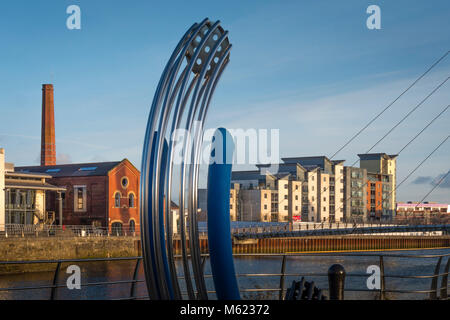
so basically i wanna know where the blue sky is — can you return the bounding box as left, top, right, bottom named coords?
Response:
left=0, top=0, right=449, bottom=202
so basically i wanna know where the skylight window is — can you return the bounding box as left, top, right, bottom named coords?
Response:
left=79, top=167, right=97, bottom=171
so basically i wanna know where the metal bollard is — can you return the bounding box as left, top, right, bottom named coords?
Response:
left=328, top=264, right=346, bottom=300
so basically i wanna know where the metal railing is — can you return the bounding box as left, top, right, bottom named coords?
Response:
left=1, top=221, right=448, bottom=238
left=0, top=251, right=448, bottom=300
left=0, top=224, right=140, bottom=238
left=232, top=222, right=449, bottom=239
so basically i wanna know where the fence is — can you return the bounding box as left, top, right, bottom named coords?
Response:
left=1, top=222, right=448, bottom=239
left=0, top=251, right=448, bottom=300
left=0, top=224, right=140, bottom=238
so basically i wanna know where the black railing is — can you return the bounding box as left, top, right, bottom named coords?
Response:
left=0, top=251, right=448, bottom=300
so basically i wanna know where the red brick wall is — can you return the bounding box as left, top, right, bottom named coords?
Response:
left=107, top=159, right=140, bottom=231
left=46, top=176, right=108, bottom=226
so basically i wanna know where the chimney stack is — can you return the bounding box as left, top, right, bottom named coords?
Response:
left=41, top=84, right=56, bottom=166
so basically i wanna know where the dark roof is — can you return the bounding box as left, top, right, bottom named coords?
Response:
left=358, top=153, right=398, bottom=160
left=16, top=161, right=122, bottom=178
left=282, top=156, right=330, bottom=163
left=265, top=172, right=290, bottom=179
left=231, top=170, right=264, bottom=181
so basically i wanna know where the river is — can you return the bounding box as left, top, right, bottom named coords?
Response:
left=0, top=248, right=448, bottom=300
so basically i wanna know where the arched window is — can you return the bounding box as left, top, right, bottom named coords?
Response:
left=129, top=220, right=135, bottom=234
left=114, top=192, right=121, bottom=207
left=111, top=222, right=123, bottom=236
left=129, top=193, right=135, bottom=208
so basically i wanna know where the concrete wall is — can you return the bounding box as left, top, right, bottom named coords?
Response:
left=0, top=237, right=141, bottom=262
left=307, top=171, right=318, bottom=222
left=0, top=148, right=4, bottom=229
left=318, top=173, right=330, bottom=222
left=240, top=189, right=263, bottom=221
left=289, top=180, right=302, bottom=219
left=277, top=178, right=289, bottom=222
left=334, top=163, right=345, bottom=222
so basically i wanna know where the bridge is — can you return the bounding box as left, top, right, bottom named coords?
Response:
left=232, top=224, right=450, bottom=240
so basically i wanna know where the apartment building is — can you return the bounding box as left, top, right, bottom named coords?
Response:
left=238, top=189, right=271, bottom=222
left=230, top=154, right=396, bottom=223
left=359, top=153, right=397, bottom=216
left=396, top=202, right=449, bottom=220
left=366, top=172, right=394, bottom=219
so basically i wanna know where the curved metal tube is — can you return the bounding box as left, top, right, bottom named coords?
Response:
left=140, top=18, right=232, bottom=300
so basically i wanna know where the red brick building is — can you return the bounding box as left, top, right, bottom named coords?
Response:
left=16, top=159, right=140, bottom=233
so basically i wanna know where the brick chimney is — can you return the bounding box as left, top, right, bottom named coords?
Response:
left=41, top=84, right=56, bottom=166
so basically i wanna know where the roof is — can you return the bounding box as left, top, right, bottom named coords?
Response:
left=282, top=156, right=330, bottom=163
left=268, top=172, right=291, bottom=179
left=16, top=161, right=122, bottom=178
left=5, top=171, right=52, bottom=179
left=358, top=153, right=398, bottom=160
left=5, top=180, right=66, bottom=191
left=231, top=170, right=264, bottom=181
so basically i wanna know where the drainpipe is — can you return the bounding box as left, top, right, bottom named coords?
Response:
left=56, top=191, right=63, bottom=227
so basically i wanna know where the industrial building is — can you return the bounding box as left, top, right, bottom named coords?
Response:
left=1, top=84, right=141, bottom=233
left=0, top=148, right=65, bottom=231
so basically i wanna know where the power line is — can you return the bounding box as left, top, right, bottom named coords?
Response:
left=392, top=135, right=449, bottom=192
left=364, top=77, right=449, bottom=154
left=397, top=104, right=449, bottom=155
left=318, top=76, right=449, bottom=200
left=329, top=50, right=450, bottom=160
left=414, top=170, right=450, bottom=208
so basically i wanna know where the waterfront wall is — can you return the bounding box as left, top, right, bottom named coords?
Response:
left=0, top=237, right=141, bottom=273
left=1, top=236, right=449, bottom=261
left=173, top=235, right=450, bottom=254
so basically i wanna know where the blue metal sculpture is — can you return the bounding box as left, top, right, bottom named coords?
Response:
left=140, top=19, right=235, bottom=300
left=207, top=128, right=240, bottom=300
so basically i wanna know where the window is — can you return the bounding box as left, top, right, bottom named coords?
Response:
left=230, top=204, right=233, bottom=209
left=129, top=193, right=135, bottom=208
left=295, top=185, right=299, bottom=190
left=284, top=206, right=288, bottom=210
left=111, top=222, right=123, bottom=236
left=264, top=204, right=267, bottom=210
left=295, top=206, right=298, bottom=211
left=312, top=206, right=314, bottom=211
left=284, top=195, right=288, bottom=199
left=295, top=195, right=298, bottom=200
left=114, top=192, right=121, bottom=208
left=323, top=197, right=326, bottom=202
left=312, top=186, right=314, bottom=191
left=284, top=184, right=288, bottom=189
left=129, top=220, right=136, bottom=234
left=74, top=186, right=87, bottom=212
left=121, top=177, right=129, bottom=188
left=264, top=193, right=267, bottom=199
left=324, top=177, right=326, bottom=182
left=60, top=191, right=66, bottom=209
left=79, top=167, right=97, bottom=171
left=323, top=207, right=326, bottom=212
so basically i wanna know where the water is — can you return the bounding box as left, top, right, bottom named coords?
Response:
left=0, top=248, right=448, bottom=300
